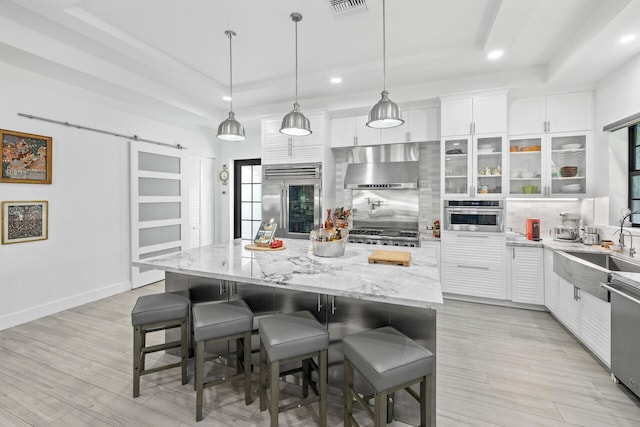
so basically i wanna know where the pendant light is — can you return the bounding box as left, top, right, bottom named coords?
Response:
left=217, top=30, right=246, bottom=141
left=280, top=12, right=312, bottom=136
left=366, top=0, right=404, bottom=129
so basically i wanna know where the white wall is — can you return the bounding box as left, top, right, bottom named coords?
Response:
left=215, top=120, right=262, bottom=242
left=594, top=53, right=640, bottom=224
left=0, top=63, right=215, bottom=330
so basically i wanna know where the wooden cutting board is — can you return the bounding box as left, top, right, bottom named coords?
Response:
left=368, top=250, right=411, bottom=267
left=244, top=244, right=286, bottom=251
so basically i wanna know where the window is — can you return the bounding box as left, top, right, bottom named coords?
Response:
left=629, top=124, right=640, bottom=226
left=234, top=159, right=262, bottom=239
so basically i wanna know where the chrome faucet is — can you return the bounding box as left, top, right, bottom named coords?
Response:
left=614, top=229, right=634, bottom=257
left=617, top=210, right=640, bottom=257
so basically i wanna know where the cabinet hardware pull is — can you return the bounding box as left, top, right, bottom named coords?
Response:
left=220, top=280, right=225, bottom=295
left=331, top=296, right=337, bottom=314
left=512, top=247, right=515, bottom=259
left=601, top=283, right=640, bottom=306
left=456, top=264, right=490, bottom=270
left=457, top=234, right=489, bottom=238
left=354, top=136, right=357, bottom=146
left=317, top=294, right=323, bottom=312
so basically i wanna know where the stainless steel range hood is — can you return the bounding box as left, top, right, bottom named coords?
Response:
left=343, top=143, right=419, bottom=189
left=344, top=161, right=419, bottom=189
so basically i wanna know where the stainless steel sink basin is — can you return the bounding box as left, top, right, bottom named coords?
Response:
left=562, top=251, right=640, bottom=273
left=553, top=250, right=640, bottom=301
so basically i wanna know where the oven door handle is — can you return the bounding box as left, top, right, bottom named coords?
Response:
left=601, top=282, right=640, bottom=306
left=445, top=208, right=503, bottom=214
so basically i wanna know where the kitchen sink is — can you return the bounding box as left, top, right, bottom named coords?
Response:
left=553, top=250, right=640, bottom=301
left=562, top=251, right=640, bottom=273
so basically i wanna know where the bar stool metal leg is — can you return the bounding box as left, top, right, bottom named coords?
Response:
left=133, top=325, right=142, bottom=398
left=344, top=356, right=353, bottom=427
left=319, top=349, right=328, bottom=427
left=195, top=340, right=205, bottom=422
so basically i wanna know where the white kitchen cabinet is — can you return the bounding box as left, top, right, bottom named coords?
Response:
left=440, top=232, right=507, bottom=299
left=543, top=247, right=558, bottom=311
left=551, top=275, right=611, bottom=366
left=329, top=115, right=381, bottom=148
left=442, top=133, right=506, bottom=198
left=262, top=113, right=326, bottom=164
left=579, top=290, right=611, bottom=366
left=440, top=91, right=507, bottom=137
left=510, top=246, right=544, bottom=305
left=508, top=132, right=591, bottom=197
left=381, top=107, right=439, bottom=144
left=508, top=91, right=593, bottom=135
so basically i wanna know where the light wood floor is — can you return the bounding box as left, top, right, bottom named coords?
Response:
left=1, top=282, right=639, bottom=426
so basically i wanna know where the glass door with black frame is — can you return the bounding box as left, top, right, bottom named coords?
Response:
left=286, top=183, right=317, bottom=235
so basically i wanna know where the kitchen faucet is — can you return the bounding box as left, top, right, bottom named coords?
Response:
left=614, top=229, right=635, bottom=257
left=615, top=210, right=639, bottom=257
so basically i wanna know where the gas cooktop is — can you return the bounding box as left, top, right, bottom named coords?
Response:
left=348, top=228, right=420, bottom=247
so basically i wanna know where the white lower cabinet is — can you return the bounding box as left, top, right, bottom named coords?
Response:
left=441, top=232, right=506, bottom=299
left=543, top=248, right=558, bottom=311
left=510, top=246, right=544, bottom=305
left=549, top=266, right=611, bottom=366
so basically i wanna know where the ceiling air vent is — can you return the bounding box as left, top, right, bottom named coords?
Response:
left=330, top=0, right=367, bottom=15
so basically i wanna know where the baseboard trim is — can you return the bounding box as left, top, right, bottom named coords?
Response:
left=443, top=292, right=547, bottom=311
left=0, top=281, right=131, bottom=331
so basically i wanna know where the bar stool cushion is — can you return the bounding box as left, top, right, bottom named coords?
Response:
left=131, top=293, right=189, bottom=326
left=193, top=299, right=253, bottom=342
left=343, top=326, right=433, bottom=392
left=259, top=311, right=328, bottom=361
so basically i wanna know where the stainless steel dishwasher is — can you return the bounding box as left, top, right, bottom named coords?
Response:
left=601, top=279, right=640, bottom=398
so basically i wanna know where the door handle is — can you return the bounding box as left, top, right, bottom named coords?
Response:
left=601, top=283, right=640, bottom=306
left=281, top=188, right=286, bottom=230
left=331, top=296, right=337, bottom=315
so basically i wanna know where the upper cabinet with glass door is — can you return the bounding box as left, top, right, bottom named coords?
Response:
left=441, top=90, right=507, bottom=198
left=508, top=133, right=589, bottom=197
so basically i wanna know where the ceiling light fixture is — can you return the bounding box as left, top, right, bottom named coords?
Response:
left=280, top=12, right=312, bottom=136
left=222, top=95, right=232, bottom=101
left=487, top=49, right=504, bottom=59
left=367, top=0, right=403, bottom=129
left=217, top=30, right=246, bottom=141
left=331, top=77, right=342, bottom=84
left=620, top=34, right=636, bottom=44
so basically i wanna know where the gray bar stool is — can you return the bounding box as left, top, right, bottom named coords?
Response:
left=131, top=293, right=189, bottom=398
left=192, top=299, right=253, bottom=422
left=343, top=326, right=433, bottom=427
left=258, top=311, right=329, bottom=427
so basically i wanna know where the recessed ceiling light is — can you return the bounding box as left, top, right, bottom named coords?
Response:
left=620, top=34, right=636, bottom=44
left=487, top=50, right=504, bottom=60
left=222, top=96, right=232, bottom=101
left=330, top=77, right=342, bottom=84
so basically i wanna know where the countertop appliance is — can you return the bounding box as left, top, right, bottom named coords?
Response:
left=262, top=163, right=322, bottom=239
left=552, top=212, right=581, bottom=242
left=526, top=218, right=540, bottom=241
left=601, top=280, right=640, bottom=399
left=443, top=199, right=505, bottom=232
left=348, top=188, right=420, bottom=247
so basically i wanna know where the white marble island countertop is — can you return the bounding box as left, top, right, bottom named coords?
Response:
left=133, top=239, right=443, bottom=309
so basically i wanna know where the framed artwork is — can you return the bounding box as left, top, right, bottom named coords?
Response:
left=1, top=129, right=52, bottom=184
left=1, top=201, right=48, bottom=244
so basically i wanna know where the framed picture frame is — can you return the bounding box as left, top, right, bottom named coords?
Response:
left=1, top=129, right=52, bottom=184
left=1, top=200, right=48, bottom=244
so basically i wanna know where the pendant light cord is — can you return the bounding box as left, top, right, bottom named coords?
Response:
left=295, top=18, right=299, bottom=104
left=382, top=0, right=387, bottom=91
left=228, top=31, right=234, bottom=112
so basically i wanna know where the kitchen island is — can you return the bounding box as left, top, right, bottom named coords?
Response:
left=133, top=238, right=442, bottom=425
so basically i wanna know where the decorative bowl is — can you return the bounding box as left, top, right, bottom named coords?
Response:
left=310, top=229, right=349, bottom=257
left=560, top=166, right=578, bottom=177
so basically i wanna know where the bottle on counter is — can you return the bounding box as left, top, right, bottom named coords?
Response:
left=324, top=208, right=334, bottom=230
left=433, top=220, right=440, bottom=238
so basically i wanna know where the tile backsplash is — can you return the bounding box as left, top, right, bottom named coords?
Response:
left=506, top=199, right=593, bottom=237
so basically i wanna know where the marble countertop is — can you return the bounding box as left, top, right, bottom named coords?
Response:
left=133, top=239, right=443, bottom=309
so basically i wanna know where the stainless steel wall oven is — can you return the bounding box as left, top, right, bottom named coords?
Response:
left=443, top=199, right=504, bottom=232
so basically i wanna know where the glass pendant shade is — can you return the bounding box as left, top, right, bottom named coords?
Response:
left=217, top=30, right=246, bottom=141
left=217, top=111, right=246, bottom=141
left=280, top=102, right=311, bottom=136
left=367, top=90, right=404, bottom=128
